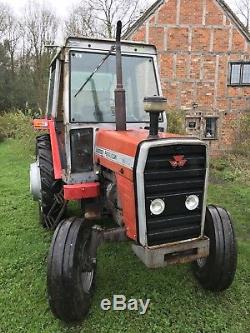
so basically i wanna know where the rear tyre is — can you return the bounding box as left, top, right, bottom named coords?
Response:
left=47, top=217, right=96, bottom=322
left=193, top=205, right=237, bottom=291
left=36, top=134, right=66, bottom=230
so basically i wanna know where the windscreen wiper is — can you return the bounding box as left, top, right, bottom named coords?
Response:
left=74, top=45, right=116, bottom=98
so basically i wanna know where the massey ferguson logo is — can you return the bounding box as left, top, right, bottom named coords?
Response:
left=169, top=155, right=187, bottom=168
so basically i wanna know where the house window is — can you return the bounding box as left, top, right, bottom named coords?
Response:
left=204, top=118, right=217, bottom=139
left=242, top=63, right=250, bottom=84
left=229, top=62, right=250, bottom=85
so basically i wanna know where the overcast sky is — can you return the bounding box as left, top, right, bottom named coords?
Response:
left=4, top=0, right=237, bottom=18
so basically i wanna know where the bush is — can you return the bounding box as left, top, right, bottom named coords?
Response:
left=0, top=110, right=37, bottom=154
left=233, top=114, right=250, bottom=157
left=167, top=109, right=186, bottom=134
left=210, top=154, right=250, bottom=185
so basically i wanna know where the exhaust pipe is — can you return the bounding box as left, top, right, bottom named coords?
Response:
left=115, top=21, right=126, bottom=131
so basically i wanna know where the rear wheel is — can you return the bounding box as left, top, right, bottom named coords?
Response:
left=47, top=217, right=96, bottom=322
left=193, top=205, right=237, bottom=291
left=36, top=134, right=66, bottom=229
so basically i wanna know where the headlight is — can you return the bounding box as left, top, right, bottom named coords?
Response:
left=150, top=199, right=165, bottom=215
left=185, top=195, right=199, bottom=211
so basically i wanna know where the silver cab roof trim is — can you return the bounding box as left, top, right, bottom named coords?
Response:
left=65, top=36, right=157, bottom=54
left=50, top=36, right=157, bottom=66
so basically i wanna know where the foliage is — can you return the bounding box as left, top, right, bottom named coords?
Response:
left=232, top=113, right=250, bottom=157
left=0, top=111, right=37, bottom=153
left=167, top=110, right=186, bottom=135
left=210, top=153, right=250, bottom=185
left=209, top=150, right=250, bottom=244
left=0, top=43, right=12, bottom=111
left=0, top=139, right=249, bottom=332
left=210, top=113, right=250, bottom=185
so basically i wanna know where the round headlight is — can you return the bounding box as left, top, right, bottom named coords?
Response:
left=150, top=199, right=165, bottom=215
left=185, top=195, right=199, bottom=211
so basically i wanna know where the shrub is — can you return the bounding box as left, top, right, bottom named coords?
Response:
left=210, top=158, right=228, bottom=172
left=232, top=113, right=250, bottom=157
left=0, top=111, right=33, bottom=139
left=167, top=109, right=186, bottom=134
left=0, top=110, right=38, bottom=154
left=210, top=154, right=250, bottom=185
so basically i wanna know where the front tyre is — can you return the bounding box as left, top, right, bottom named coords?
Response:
left=47, top=217, right=96, bottom=322
left=193, top=205, right=237, bottom=291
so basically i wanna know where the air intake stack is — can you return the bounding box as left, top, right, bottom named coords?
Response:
left=144, top=96, right=167, bottom=137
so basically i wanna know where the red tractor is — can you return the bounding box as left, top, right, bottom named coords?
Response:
left=30, top=22, right=237, bottom=322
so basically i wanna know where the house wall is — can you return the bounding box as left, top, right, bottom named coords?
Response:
left=128, top=0, right=250, bottom=155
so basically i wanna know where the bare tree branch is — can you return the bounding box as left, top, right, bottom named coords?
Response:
left=21, top=0, right=59, bottom=109
left=234, top=0, right=250, bottom=31
left=3, top=9, right=21, bottom=74
left=64, top=2, right=97, bottom=38
left=88, top=0, right=143, bottom=38
left=23, top=0, right=58, bottom=64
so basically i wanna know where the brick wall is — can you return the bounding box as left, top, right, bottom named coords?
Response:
left=128, top=0, right=250, bottom=155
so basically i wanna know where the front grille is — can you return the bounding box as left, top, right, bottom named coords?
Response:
left=144, top=144, right=206, bottom=246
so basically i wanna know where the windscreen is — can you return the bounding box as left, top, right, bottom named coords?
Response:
left=70, top=51, right=159, bottom=123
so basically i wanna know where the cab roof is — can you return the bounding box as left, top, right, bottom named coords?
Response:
left=50, top=36, right=157, bottom=66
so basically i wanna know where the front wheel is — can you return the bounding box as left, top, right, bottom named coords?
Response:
left=193, top=205, right=237, bottom=291
left=47, top=217, right=96, bottom=322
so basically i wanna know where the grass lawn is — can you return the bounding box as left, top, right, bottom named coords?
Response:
left=0, top=139, right=249, bottom=333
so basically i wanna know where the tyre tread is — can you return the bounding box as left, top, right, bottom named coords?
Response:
left=193, top=205, right=237, bottom=291
left=47, top=218, right=95, bottom=322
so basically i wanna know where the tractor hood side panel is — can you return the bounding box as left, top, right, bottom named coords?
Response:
left=95, top=129, right=148, bottom=180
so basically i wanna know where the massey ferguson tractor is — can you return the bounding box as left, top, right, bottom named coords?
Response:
left=30, top=22, right=237, bottom=322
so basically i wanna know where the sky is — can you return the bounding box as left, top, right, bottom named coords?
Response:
left=3, top=0, right=238, bottom=19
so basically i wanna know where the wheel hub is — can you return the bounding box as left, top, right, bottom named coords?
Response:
left=80, top=240, right=94, bottom=293
left=196, top=257, right=207, bottom=268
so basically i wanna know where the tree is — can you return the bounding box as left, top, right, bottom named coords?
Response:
left=22, top=0, right=59, bottom=110
left=64, top=0, right=144, bottom=39
left=234, top=0, right=250, bottom=31
left=0, top=2, right=8, bottom=38
left=23, top=1, right=58, bottom=67
left=3, top=9, right=21, bottom=75
left=0, top=43, right=12, bottom=110
left=64, top=3, right=97, bottom=38
left=89, top=0, right=142, bottom=38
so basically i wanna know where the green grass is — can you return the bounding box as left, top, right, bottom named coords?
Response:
left=0, top=139, right=249, bottom=333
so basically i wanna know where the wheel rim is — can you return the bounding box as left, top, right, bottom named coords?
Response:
left=80, top=240, right=94, bottom=293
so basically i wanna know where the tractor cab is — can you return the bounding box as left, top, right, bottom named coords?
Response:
left=45, top=37, right=166, bottom=183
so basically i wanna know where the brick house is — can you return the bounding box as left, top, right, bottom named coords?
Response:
left=124, top=0, right=250, bottom=155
